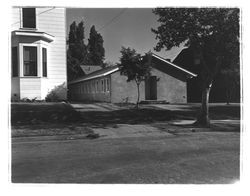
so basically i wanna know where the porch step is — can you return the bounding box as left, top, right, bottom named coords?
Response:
left=140, top=100, right=170, bottom=104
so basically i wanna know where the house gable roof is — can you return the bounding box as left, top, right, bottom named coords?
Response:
left=151, top=53, right=197, bottom=78
left=68, top=53, right=197, bottom=85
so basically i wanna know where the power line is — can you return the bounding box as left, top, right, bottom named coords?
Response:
left=11, top=7, right=55, bottom=26
left=97, top=8, right=127, bottom=32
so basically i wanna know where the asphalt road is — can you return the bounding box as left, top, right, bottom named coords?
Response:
left=12, top=131, right=240, bottom=184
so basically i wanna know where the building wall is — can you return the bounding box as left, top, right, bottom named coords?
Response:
left=150, top=68, right=187, bottom=103
left=69, top=68, right=187, bottom=103
left=11, top=7, right=67, bottom=100
left=111, top=72, right=145, bottom=103
left=69, top=76, right=111, bottom=102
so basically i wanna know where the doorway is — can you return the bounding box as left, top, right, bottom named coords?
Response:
left=145, top=76, right=157, bottom=100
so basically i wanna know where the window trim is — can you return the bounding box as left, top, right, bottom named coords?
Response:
left=23, top=45, right=38, bottom=76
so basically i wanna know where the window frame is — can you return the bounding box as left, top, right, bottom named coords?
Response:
left=23, top=45, right=38, bottom=77
left=21, top=8, right=36, bottom=29
left=18, top=42, right=49, bottom=78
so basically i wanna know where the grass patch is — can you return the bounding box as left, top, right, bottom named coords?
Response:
left=11, top=102, right=81, bottom=125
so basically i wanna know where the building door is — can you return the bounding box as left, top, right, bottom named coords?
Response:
left=145, top=76, right=157, bottom=100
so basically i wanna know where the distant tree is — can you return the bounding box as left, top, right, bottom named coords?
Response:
left=152, top=8, right=240, bottom=126
left=87, top=25, right=105, bottom=66
left=67, top=21, right=88, bottom=81
left=103, top=60, right=116, bottom=68
left=220, top=69, right=240, bottom=105
left=118, top=47, right=151, bottom=108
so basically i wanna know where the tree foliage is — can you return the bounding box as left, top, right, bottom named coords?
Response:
left=152, top=8, right=240, bottom=126
left=152, top=8, right=239, bottom=72
left=119, top=47, right=151, bottom=108
left=67, top=21, right=88, bottom=81
left=87, top=25, right=105, bottom=66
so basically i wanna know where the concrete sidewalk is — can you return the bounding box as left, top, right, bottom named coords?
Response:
left=93, top=124, right=173, bottom=139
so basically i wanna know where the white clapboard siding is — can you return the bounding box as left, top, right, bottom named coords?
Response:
left=20, top=78, right=41, bottom=99
left=37, top=8, right=67, bottom=93
left=11, top=8, right=21, bottom=30
left=11, top=7, right=67, bottom=100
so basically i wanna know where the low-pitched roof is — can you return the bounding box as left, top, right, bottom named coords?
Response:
left=68, top=53, right=197, bottom=85
left=68, top=65, right=119, bottom=84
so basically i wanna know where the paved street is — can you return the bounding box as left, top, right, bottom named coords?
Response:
left=12, top=131, right=240, bottom=183
left=11, top=102, right=241, bottom=184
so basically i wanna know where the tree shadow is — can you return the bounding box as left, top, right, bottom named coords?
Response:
left=11, top=102, right=241, bottom=132
left=78, top=108, right=173, bottom=128
left=11, top=102, right=81, bottom=126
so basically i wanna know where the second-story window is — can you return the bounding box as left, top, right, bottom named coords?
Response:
left=22, top=8, right=36, bottom=29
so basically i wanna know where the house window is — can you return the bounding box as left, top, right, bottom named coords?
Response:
left=42, top=48, right=47, bottom=77
left=84, top=83, right=87, bottom=93
left=95, top=81, right=98, bottom=92
left=107, top=78, right=110, bottom=92
left=23, top=46, right=37, bottom=76
left=22, top=8, right=36, bottom=29
left=96, top=81, right=99, bottom=92
left=12, top=47, right=18, bottom=77
left=104, top=79, right=107, bottom=92
left=101, top=79, right=104, bottom=92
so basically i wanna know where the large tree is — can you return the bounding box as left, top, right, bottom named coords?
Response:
left=67, top=21, right=88, bottom=81
left=87, top=25, right=105, bottom=66
left=119, top=47, right=151, bottom=108
left=152, top=8, right=240, bottom=126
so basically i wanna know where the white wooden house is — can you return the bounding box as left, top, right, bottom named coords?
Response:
left=11, top=7, right=67, bottom=101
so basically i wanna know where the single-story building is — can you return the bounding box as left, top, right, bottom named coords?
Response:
left=68, top=52, right=197, bottom=103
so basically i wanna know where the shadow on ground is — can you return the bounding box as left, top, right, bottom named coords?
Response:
left=11, top=103, right=81, bottom=126
left=11, top=103, right=241, bottom=134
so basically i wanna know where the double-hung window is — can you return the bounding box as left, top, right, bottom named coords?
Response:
left=23, top=46, right=37, bottom=76
left=22, top=8, right=36, bottom=29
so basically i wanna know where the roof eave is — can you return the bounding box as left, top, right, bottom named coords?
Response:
left=68, top=67, right=119, bottom=85
left=151, top=53, right=197, bottom=77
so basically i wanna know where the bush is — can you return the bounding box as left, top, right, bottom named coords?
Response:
left=45, top=83, right=67, bottom=102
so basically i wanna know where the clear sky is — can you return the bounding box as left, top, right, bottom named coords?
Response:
left=66, top=8, right=184, bottom=64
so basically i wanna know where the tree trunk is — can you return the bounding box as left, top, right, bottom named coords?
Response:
left=226, top=89, right=230, bottom=105
left=194, top=84, right=212, bottom=127
left=136, top=83, right=140, bottom=109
